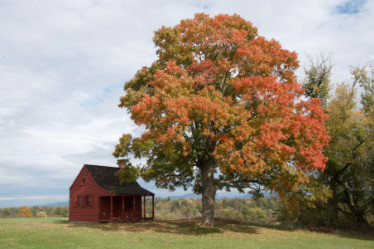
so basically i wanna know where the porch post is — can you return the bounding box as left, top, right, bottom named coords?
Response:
left=152, top=195, right=154, bottom=219
left=143, top=196, right=146, bottom=219
left=110, top=195, right=113, bottom=221
left=122, top=196, right=124, bottom=221
left=133, top=196, right=135, bottom=220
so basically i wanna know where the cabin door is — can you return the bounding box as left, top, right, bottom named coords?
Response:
left=112, top=196, right=122, bottom=219
left=123, top=196, right=142, bottom=220
left=99, top=196, right=110, bottom=219
left=123, top=196, right=133, bottom=219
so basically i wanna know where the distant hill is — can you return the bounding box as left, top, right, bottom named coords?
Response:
left=168, top=193, right=201, bottom=200
left=43, top=202, right=69, bottom=207
left=167, top=192, right=253, bottom=200
left=0, top=200, right=69, bottom=208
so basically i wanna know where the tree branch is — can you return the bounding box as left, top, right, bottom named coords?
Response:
left=332, top=139, right=365, bottom=181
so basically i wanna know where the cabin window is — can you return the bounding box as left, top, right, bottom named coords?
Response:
left=77, top=196, right=82, bottom=207
left=72, top=196, right=78, bottom=208
left=81, top=178, right=86, bottom=186
left=85, top=196, right=91, bottom=207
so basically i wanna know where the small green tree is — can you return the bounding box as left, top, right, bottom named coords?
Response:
left=30, top=206, right=40, bottom=217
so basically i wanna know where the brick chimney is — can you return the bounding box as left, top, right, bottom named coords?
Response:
left=118, top=161, right=126, bottom=169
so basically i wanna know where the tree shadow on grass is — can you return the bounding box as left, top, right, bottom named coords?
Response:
left=307, top=226, right=374, bottom=241
left=64, top=218, right=258, bottom=235
left=57, top=218, right=374, bottom=240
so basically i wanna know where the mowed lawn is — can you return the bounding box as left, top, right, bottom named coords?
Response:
left=0, top=218, right=373, bottom=249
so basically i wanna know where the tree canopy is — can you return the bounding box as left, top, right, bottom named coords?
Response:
left=323, top=66, right=374, bottom=227
left=114, top=13, right=329, bottom=226
left=292, top=60, right=374, bottom=229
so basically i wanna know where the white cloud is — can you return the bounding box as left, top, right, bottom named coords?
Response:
left=0, top=0, right=373, bottom=205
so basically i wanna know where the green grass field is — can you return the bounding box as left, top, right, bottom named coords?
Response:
left=0, top=218, right=373, bottom=249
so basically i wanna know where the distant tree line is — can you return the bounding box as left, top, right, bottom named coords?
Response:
left=0, top=206, right=68, bottom=218
left=152, top=197, right=279, bottom=225
left=0, top=197, right=279, bottom=225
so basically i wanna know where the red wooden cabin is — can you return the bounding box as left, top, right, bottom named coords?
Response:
left=69, top=164, right=155, bottom=222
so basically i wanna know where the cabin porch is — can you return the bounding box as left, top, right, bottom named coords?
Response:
left=98, top=194, right=154, bottom=222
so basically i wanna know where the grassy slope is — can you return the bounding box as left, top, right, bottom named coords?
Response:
left=0, top=218, right=372, bottom=249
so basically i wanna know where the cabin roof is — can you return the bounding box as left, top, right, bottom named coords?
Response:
left=84, top=164, right=154, bottom=195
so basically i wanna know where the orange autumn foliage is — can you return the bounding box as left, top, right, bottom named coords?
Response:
left=114, top=13, right=329, bottom=201
left=19, top=206, right=32, bottom=218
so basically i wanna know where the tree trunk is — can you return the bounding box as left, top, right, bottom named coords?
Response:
left=200, top=157, right=216, bottom=226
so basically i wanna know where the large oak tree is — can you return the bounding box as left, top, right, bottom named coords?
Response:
left=114, top=13, right=329, bottom=226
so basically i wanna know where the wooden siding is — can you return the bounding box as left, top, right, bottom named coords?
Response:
left=69, top=167, right=110, bottom=222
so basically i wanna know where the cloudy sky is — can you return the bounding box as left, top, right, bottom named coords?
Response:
left=0, top=0, right=373, bottom=207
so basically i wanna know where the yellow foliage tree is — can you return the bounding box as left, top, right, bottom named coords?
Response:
left=19, top=206, right=32, bottom=218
